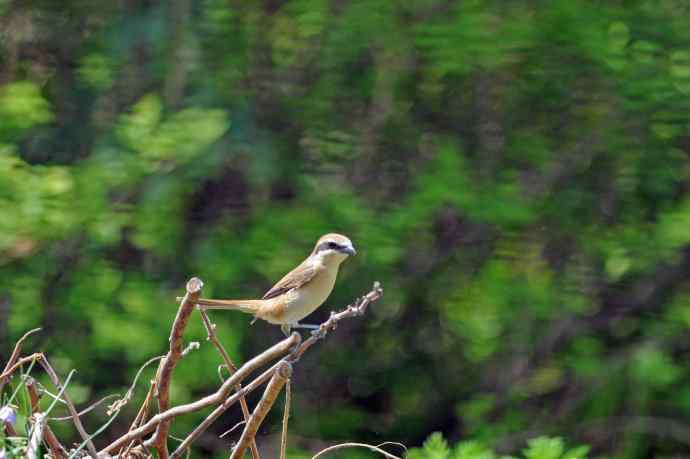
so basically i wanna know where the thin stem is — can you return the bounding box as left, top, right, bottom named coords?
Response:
left=38, top=358, right=98, bottom=459
left=229, top=362, right=292, bottom=459
left=101, top=333, right=300, bottom=455
left=169, top=360, right=284, bottom=459
left=26, top=413, right=46, bottom=459
left=0, top=327, right=41, bottom=394
left=152, top=277, right=204, bottom=459
left=25, top=379, right=68, bottom=458
left=280, top=379, right=291, bottom=459
left=199, top=308, right=260, bottom=459
left=312, top=443, right=403, bottom=459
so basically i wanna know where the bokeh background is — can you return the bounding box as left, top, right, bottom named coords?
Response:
left=2, top=1, right=690, bottom=458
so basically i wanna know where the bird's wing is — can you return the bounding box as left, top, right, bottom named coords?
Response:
left=262, top=260, right=319, bottom=300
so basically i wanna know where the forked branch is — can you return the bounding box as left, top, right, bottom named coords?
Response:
left=150, top=277, right=203, bottom=458
left=199, top=308, right=260, bottom=459
left=1, top=279, right=384, bottom=459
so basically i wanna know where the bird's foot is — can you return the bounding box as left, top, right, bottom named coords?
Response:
left=291, top=323, right=319, bottom=330
left=310, top=324, right=330, bottom=339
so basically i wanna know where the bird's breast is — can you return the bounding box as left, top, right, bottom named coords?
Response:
left=282, top=266, right=338, bottom=323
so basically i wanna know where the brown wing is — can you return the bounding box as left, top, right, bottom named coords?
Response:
left=262, top=260, right=319, bottom=300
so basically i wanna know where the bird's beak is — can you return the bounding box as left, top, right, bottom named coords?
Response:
left=342, top=245, right=357, bottom=256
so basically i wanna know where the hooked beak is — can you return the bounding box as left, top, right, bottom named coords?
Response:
left=341, top=245, right=357, bottom=256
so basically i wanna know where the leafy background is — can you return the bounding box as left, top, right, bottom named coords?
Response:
left=1, top=1, right=690, bottom=458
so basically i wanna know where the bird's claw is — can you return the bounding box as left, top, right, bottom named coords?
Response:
left=310, top=326, right=327, bottom=338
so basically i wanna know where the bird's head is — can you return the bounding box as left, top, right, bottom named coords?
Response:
left=311, top=233, right=356, bottom=265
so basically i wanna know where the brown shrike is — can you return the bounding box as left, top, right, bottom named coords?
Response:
left=193, top=233, right=356, bottom=335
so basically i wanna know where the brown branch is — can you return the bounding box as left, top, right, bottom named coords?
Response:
left=101, top=332, right=300, bottom=455
left=280, top=379, right=291, bottom=459
left=171, top=282, right=383, bottom=458
left=168, top=359, right=286, bottom=458
left=37, top=357, right=99, bottom=459
left=108, top=355, right=164, bottom=415
left=229, top=361, right=292, bottom=459
left=0, top=327, right=41, bottom=393
left=290, top=282, right=383, bottom=362
left=26, top=379, right=68, bottom=459
left=199, top=308, right=261, bottom=459
left=120, top=381, right=156, bottom=458
left=50, top=394, right=120, bottom=421
left=312, top=443, right=403, bottom=459
left=220, top=420, right=247, bottom=438
left=151, top=276, right=204, bottom=459
left=0, top=352, right=44, bottom=381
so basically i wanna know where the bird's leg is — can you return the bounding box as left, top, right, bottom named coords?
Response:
left=280, top=323, right=292, bottom=337
left=291, top=323, right=319, bottom=330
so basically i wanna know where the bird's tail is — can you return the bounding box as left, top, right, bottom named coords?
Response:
left=193, top=298, right=263, bottom=314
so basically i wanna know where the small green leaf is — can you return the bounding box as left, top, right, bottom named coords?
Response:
left=409, top=433, right=451, bottom=459
left=523, top=437, right=564, bottom=459
left=562, top=445, right=590, bottom=459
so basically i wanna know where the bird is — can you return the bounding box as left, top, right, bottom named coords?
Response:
left=192, top=233, right=356, bottom=335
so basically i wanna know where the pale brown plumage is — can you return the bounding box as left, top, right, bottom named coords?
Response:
left=193, top=233, right=356, bottom=334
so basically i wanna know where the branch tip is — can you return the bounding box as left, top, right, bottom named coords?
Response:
left=277, top=361, right=293, bottom=379
left=186, top=277, right=204, bottom=294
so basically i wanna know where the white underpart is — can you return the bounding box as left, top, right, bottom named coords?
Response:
left=278, top=248, right=346, bottom=325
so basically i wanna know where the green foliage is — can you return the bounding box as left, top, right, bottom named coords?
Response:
left=408, top=434, right=589, bottom=459
left=0, top=82, right=53, bottom=139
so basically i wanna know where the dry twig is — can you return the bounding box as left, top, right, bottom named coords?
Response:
left=280, top=379, right=291, bottom=459
left=167, top=359, right=287, bottom=459
left=198, top=308, right=260, bottom=459
left=50, top=394, right=120, bottom=421
left=290, top=282, right=383, bottom=362
left=108, top=355, right=164, bottom=416
left=119, top=381, right=157, bottom=458
left=219, top=420, right=247, bottom=438
left=25, top=379, right=68, bottom=459
left=0, top=327, right=41, bottom=393
left=151, top=277, right=204, bottom=458
left=102, top=332, right=300, bottom=455
left=0, top=353, right=44, bottom=381
left=229, top=361, right=292, bottom=459
left=169, top=281, right=384, bottom=458
left=37, top=358, right=99, bottom=459
left=1, top=279, right=385, bottom=459
left=312, top=442, right=404, bottom=459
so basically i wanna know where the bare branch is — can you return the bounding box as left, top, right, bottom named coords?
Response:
left=0, top=327, right=41, bottom=393
left=219, top=420, right=247, bottom=438
left=291, top=282, right=383, bottom=361
left=0, top=353, right=44, bottom=381
left=37, top=357, right=99, bottom=459
left=119, top=381, right=156, bottom=458
left=168, top=360, right=284, bottom=458
left=312, top=442, right=403, bottom=459
left=199, top=307, right=260, bottom=459
left=101, top=332, right=300, bottom=455
left=229, top=361, right=292, bottom=459
left=26, top=379, right=68, bottom=459
left=170, top=283, right=383, bottom=458
left=51, top=394, right=121, bottom=421
left=108, top=355, right=164, bottom=415
left=280, top=380, right=291, bottom=459
left=151, top=277, right=204, bottom=459
left=2, top=281, right=384, bottom=459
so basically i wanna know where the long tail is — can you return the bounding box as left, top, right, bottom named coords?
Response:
left=192, top=298, right=263, bottom=314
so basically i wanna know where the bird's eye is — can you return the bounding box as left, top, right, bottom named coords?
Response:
left=327, top=242, right=338, bottom=249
